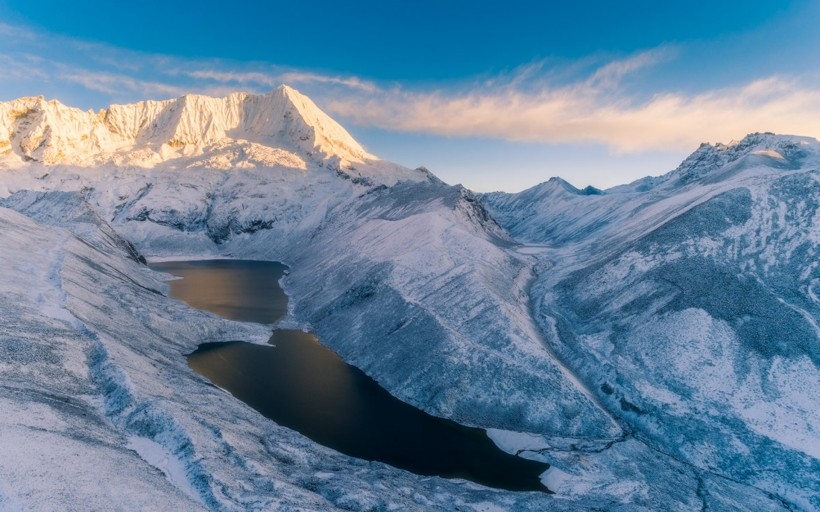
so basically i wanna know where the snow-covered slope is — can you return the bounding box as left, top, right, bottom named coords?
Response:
left=483, top=132, right=820, bottom=510
left=0, top=84, right=814, bottom=512
left=0, top=200, right=576, bottom=511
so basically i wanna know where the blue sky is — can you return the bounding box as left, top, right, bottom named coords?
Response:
left=1, top=0, right=818, bottom=191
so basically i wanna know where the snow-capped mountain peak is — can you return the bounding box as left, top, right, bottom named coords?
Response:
left=0, top=85, right=375, bottom=169
left=662, top=132, right=817, bottom=187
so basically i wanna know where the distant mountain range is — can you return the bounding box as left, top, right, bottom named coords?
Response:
left=0, top=87, right=816, bottom=511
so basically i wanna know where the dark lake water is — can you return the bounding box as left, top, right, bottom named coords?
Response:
left=151, top=259, right=550, bottom=492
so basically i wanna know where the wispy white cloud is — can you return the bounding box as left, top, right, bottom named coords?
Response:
left=322, top=54, right=820, bottom=152
left=184, top=69, right=280, bottom=87
left=57, top=69, right=190, bottom=99
left=0, top=53, right=50, bottom=81
left=276, top=71, right=378, bottom=93
left=585, top=47, right=673, bottom=89
left=0, top=22, right=37, bottom=40
left=182, top=68, right=378, bottom=94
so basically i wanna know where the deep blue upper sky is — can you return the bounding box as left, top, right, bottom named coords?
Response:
left=1, top=0, right=818, bottom=191
left=3, top=0, right=799, bottom=81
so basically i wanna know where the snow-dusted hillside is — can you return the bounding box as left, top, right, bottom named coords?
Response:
left=0, top=85, right=815, bottom=511
left=0, top=195, right=576, bottom=511
left=483, top=133, right=820, bottom=510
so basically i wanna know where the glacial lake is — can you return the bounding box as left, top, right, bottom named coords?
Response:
left=151, top=259, right=549, bottom=492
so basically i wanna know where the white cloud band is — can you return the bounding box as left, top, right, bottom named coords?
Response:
left=323, top=70, right=820, bottom=152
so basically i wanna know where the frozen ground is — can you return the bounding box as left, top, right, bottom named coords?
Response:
left=0, top=89, right=816, bottom=510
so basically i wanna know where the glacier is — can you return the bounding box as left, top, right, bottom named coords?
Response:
left=0, top=87, right=817, bottom=510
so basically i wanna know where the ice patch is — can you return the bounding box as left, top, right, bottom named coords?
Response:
left=486, top=428, right=551, bottom=455
left=128, top=436, right=203, bottom=505
left=540, top=467, right=572, bottom=492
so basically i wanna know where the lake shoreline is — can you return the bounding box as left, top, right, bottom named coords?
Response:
left=152, top=259, right=551, bottom=493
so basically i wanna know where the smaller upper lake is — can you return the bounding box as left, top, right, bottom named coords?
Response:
left=151, top=259, right=549, bottom=492
left=153, top=260, right=289, bottom=323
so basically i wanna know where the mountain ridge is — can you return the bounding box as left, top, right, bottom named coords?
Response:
left=481, top=130, right=820, bottom=508
left=0, top=85, right=374, bottom=168
left=482, top=132, right=820, bottom=244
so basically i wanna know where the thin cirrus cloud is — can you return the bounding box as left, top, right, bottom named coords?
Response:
left=183, top=69, right=378, bottom=94
left=322, top=67, right=820, bottom=153
left=59, top=69, right=190, bottom=98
